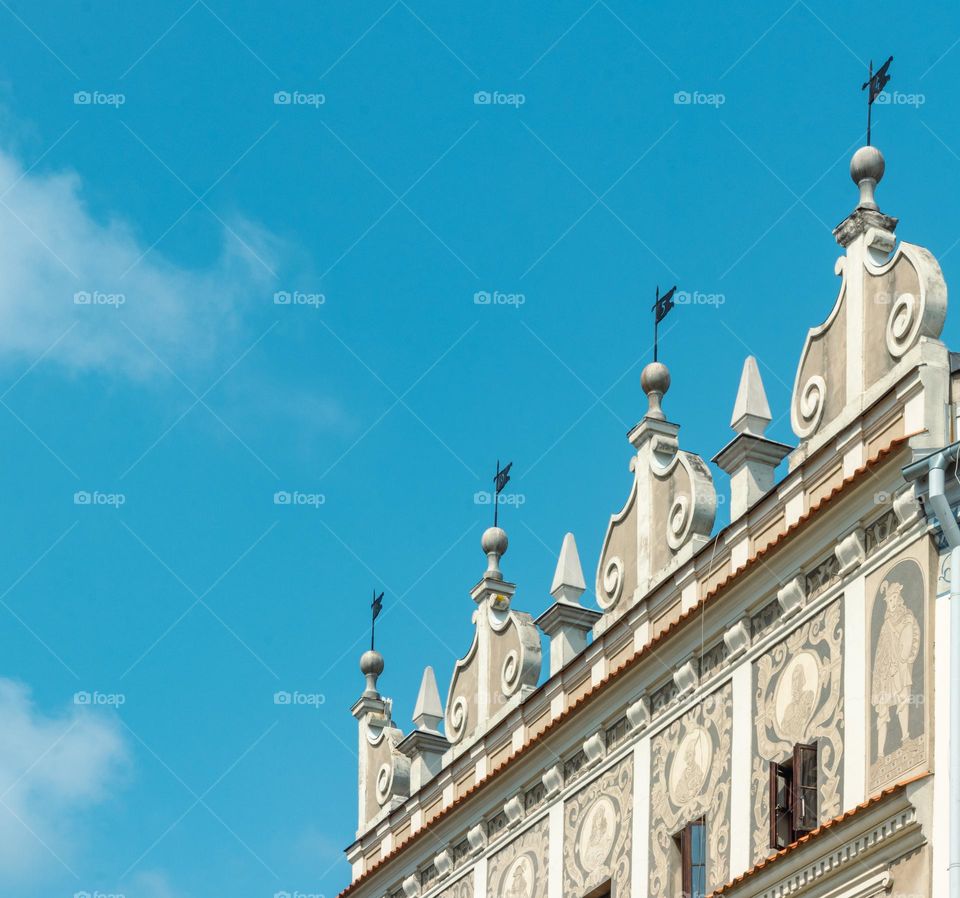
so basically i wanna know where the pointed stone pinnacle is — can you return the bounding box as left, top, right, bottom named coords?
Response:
left=731, top=356, right=772, bottom=437
left=413, top=666, right=443, bottom=733
left=550, top=532, right=586, bottom=605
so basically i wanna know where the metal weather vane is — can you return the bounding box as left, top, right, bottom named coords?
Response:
left=862, top=55, right=893, bottom=146
left=370, top=589, right=384, bottom=651
left=492, top=459, right=513, bottom=528
left=652, top=285, right=677, bottom=363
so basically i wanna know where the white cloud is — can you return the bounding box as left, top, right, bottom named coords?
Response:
left=0, top=678, right=128, bottom=879
left=0, top=141, right=279, bottom=378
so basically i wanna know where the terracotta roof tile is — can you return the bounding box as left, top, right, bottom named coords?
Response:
left=336, top=435, right=914, bottom=898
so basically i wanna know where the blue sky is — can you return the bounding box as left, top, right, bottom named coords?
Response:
left=1, top=2, right=959, bottom=897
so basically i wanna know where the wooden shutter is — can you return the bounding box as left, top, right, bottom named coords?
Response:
left=792, top=742, right=818, bottom=833
left=768, top=761, right=792, bottom=849
left=681, top=822, right=692, bottom=898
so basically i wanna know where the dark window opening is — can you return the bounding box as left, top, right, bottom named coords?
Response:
left=677, top=817, right=707, bottom=898
left=769, top=741, right=818, bottom=850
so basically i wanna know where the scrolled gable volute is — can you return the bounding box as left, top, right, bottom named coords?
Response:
left=595, top=363, right=716, bottom=633
left=791, top=147, right=948, bottom=460
left=444, top=528, right=542, bottom=749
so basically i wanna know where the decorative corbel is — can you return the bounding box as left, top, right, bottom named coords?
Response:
left=434, top=849, right=453, bottom=880
left=722, top=616, right=751, bottom=661
left=777, top=575, right=806, bottom=620
left=504, top=794, right=525, bottom=827
left=835, top=527, right=866, bottom=576
left=626, top=694, right=651, bottom=732
left=893, top=488, right=922, bottom=530
left=402, top=874, right=420, bottom=898
left=583, top=731, right=606, bottom=767
left=542, top=764, right=563, bottom=798
left=673, top=658, right=698, bottom=698
left=467, top=822, right=487, bottom=855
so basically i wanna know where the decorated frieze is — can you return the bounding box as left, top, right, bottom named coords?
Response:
left=750, top=600, right=844, bottom=863
left=563, top=754, right=633, bottom=897
left=438, top=874, right=473, bottom=898
left=650, top=684, right=732, bottom=896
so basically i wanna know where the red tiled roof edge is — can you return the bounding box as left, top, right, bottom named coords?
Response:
left=707, top=771, right=931, bottom=897
left=337, top=436, right=915, bottom=897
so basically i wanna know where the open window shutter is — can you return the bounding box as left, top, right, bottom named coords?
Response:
left=768, top=761, right=792, bottom=849
left=792, top=742, right=819, bottom=833
left=768, top=762, right=779, bottom=848
left=681, top=823, right=692, bottom=898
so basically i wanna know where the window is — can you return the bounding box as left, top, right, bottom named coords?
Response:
left=769, top=741, right=818, bottom=849
left=679, top=817, right=707, bottom=898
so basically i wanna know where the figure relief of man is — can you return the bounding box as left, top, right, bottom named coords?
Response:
left=780, top=664, right=815, bottom=743
left=506, top=860, right=530, bottom=898
left=674, top=740, right=705, bottom=806
left=871, top=579, right=921, bottom=754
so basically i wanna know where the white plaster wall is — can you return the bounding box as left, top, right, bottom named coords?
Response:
left=933, top=585, right=950, bottom=898
left=842, top=575, right=866, bottom=810
left=730, top=661, right=752, bottom=879
left=632, top=738, right=650, bottom=898
left=474, top=855, right=487, bottom=898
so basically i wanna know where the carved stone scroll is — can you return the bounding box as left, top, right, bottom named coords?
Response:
left=596, top=411, right=716, bottom=633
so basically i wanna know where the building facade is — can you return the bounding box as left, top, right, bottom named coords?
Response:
left=338, top=143, right=959, bottom=898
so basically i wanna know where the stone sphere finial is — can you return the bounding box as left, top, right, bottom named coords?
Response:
left=641, top=361, right=671, bottom=420
left=850, top=145, right=885, bottom=210
left=360, top=649, right=384, bottom=696
left=481, top=525, right=508, bottom=580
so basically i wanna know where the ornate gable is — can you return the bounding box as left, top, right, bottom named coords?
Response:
left=444, top=527, right=541, bottom=749
left=595, top=362, right=717, bottom=633
left=790, top=146, right=947, bottom=458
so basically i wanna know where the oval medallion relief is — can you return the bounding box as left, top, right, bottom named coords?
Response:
left=576, top=795, right=617, bottom=870
left=669, top=726, right=712, bottom=807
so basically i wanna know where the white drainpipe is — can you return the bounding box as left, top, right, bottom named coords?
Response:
left=925, top=455, right=960, bottom=898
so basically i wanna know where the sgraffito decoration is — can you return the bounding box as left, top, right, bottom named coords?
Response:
left=751, top=600, right=844, bottom=863
left=563, top=754, right=633, bottom=897
left=649, top=685, right=732, bottom=896
left=439, top=875, right=473, bottom=898
left=867, top=542, right=931, bottom=791
left=487, top=816, right=548, bottom=898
